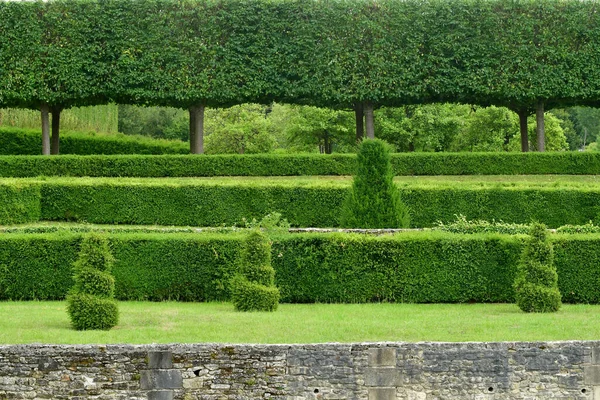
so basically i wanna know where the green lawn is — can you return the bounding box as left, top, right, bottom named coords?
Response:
left=4, top=174, right=600, bottom=188
left=1, top=302, right=599, bottom=344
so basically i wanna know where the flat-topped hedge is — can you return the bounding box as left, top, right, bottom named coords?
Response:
left=0, top=127, right=187, bottom=156
left=0, top=152, right=599, bottom=177
left=1, top=231, right=598, bottom=304
left=3, top=178, right=600, bottom=227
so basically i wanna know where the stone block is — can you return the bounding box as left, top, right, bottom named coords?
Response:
left=365, top=368, right=402, bottom=387
left=586, top=366, right=600, bottom=385
left=368, top=388, right=396, bottom=400
left=368, top=348, right=397, bottom=367
left=148, top=351, right=173, bottom=369
left=595, top=386, right=600, bottom=400
left=593, top=348, right=600, bottom=365
left=140, top=370, right=183, bottom=390
left=147, top=390, right=174, bottom=400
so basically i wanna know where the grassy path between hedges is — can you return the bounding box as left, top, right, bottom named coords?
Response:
left=1, top=302, right=599, bottom=344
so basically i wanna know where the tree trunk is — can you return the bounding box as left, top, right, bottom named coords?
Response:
left=518, top=109, right=529, bottom=152
left=189, top=104, right=204, bottom=154
left=364, top=102, right=375, bottom=139
left=50, top=107, right=61, bottom=155
left=354, top=102, right=364, bottom=142
left=189, top=107, right=196, bottom=153
left=41, top=104, right=50, bottom=155
left=536, top=101, right=545, bottom=152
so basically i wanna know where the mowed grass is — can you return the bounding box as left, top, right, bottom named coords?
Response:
left=4, top=174, right=600, bottom=188
left=1, top=302, right=600, bottom=344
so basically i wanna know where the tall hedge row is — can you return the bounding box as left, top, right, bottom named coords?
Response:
left=0, top=152, right=599, bottom=177
left=2, top=0, right=600, bottom=110
left=2, top=178, right=600, bottom=227
left=0, top=127, right=187, bottom=155
left=1, top=231, right=599, bottom=304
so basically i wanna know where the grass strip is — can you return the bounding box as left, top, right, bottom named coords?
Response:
left=1, top=302, right=600, bottom=344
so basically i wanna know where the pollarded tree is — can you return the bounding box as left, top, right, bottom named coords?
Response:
left=231, top=229, right=280, bottom=312
left=341, top=139, right=410, bottom=228
left=514, top=223, right=561, bottom=313
left=67, top=233, right=119, bottom=330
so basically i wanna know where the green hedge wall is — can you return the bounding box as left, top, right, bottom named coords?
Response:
left=3, top=0, right=600, bottom=111
left=38, top=180, right=600, bottom=228
left=1, top=231, right=599, bottom=304
left=0, top=182, right=41, bottom=224
left=2, top=178, right=600, bottom=228
left=0, top=127, right=187, bottom=156
left=0, top=152, right=599, bottom=177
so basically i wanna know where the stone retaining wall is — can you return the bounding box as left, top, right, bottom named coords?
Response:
left=0, top=341, right=599, bottom=399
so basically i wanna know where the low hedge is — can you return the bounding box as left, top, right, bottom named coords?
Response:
left=1, top=231, right=599, bottom=304
left=0, top=127, right=187, bottom=156
left=2, top=178, right=600, bottom=228
left=1, top=151, right=600, bottom=177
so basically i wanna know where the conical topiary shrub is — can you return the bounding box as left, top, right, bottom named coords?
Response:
left=231, top=230, right=280, bottom=312
left=67, top=233, right=119, bottom=330
left=341, top=139, right=410, bottom=228
left=514, top=223, right=562, bottom=313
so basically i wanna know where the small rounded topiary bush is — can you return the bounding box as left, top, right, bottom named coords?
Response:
left=341, top=139, right=410, bottom=228
left=67, top=233, right=119, bottom=330
left=231, top=230, right=280, bottom=312
left=514, top=223, right=562, bottom=313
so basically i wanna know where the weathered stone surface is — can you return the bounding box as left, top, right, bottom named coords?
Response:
left=368, top=387, right=396, bottom=400
left=365, top=368, right=402, bottom=387
left=148, top=351, right=173, bottom=369
left=368, top=348, right=396, bottom=367
left=586, top=366, right=600, bottom=385
left=147, top=390, right=174, bottom=400
left=140, top=370, right=182, bottom=390
left=0, top=342, right=597, bottom=399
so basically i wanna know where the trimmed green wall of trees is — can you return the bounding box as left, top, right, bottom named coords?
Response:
left=1, top=0, right=600, bottom=112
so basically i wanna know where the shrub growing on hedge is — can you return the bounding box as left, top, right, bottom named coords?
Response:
left=341, top=139, right=410, bottom=228
left=231, top=230, right=280, bottom=311
left=67, top=233, right=119, bottom=330
left=514, top=223, right=562, bottom=312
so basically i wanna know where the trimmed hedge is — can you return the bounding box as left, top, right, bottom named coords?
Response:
left=0, top=127, right=187, bottom=156
left=1, top=231, right=600, bottom=304
left=0, top=181, right=41, bottom=224
left=0, top=152, right=600, bottom=177
left=2, top=178, right=600, bottom=228
left=3, top=0, right=600, bottom=111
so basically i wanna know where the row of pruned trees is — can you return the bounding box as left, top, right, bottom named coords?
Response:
left=2, top=0, right=600, bottom=154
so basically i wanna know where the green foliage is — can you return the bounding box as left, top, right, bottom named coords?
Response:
left=4, top=0, right=600, bottom=121
left=1, top=151, right=600, bottom=178
left=452, top=106, right=518, bottom=152
left=434, top=215, right=531, bottom=235
left=67, top=233, right=118, bottom=330
left=230, top=275, right=280, bottom=312
left=0, top=176, right=599, bottom=228
left=2, top=230, right=600, bottom=304
left=205, top=104, right=276, bottom=155
left=270, top=104, right=355, bottom=154
left=0, top=127, right=187, bottom=155
left=514, top=223, right=562, bottom=313
left=0, top=182, right=41, bottom=224
left=66, top=293, right=119, bottom=331
left=341, top=139, right=409, bottom=228
left=0, top=106, right=118, bottom=134
left=507, top=113, right=569, bottom=152
left=231, top=230, right=280, bottom=311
